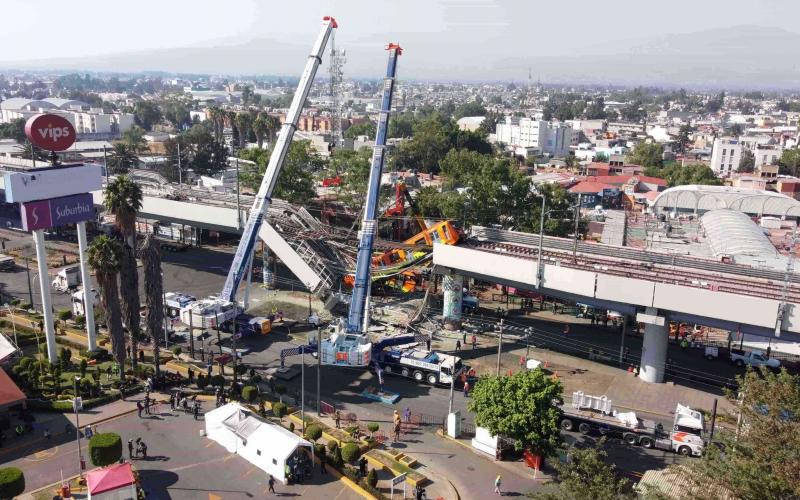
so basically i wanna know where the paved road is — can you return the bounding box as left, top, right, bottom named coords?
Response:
left=7, top=407, right=361, bottom=499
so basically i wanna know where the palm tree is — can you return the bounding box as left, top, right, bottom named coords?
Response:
left=87, top=236, right=126, bottom=373
left=252, top=112, right=270, bottom=149
left=104, top=176, right=143, bottom=371
left=107, top=143, right=139, bottom=174
left=141, top=234, right=163, bottom=379
left=207, top=106, right=223, bottom=143
left=235, top=111, right=255, bottom=149
left=122, top=126, right=148, bottom=154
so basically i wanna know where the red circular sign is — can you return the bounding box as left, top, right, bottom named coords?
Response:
left=25, top=113, right=76, bottom=151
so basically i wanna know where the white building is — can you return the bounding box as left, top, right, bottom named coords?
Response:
left=753, top=144, right=782, bottom=169
left=0, top=98, right=133, bottom=137
left=710, top=137, right=744, bottom=176
left=495, top=117, right=572, bottom=157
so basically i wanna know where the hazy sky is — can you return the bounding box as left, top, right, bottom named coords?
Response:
left=3, top=0, right=798, bottom=62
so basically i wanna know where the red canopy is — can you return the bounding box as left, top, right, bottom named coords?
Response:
left=86, top=462, right=135, bottom=495
left=0, top=368, right=25, bottom=410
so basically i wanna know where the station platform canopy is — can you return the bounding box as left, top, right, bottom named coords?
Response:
left=652, top=185, right=800, bottom=218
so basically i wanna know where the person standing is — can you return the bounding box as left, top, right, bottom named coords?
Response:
left=455, top=340, right=461, bottom=352
left=494, top=474, right=502, bottom=495
left=128, top=439, right=135, bottom=459
left=193, top=401, right=200, bottom=420
left=334, top=410, right=341, bottom=429
left=403, top=407, right=411, bottom=423
left=268, top=475, right=276, bottom=494
left=136, top=401, right=143, bottom=418
left=471, top=335, right=477, bottom=350
left=394, top=422, right=401, bottom=442
left=169, top=393, right=175, bottom=411
left=140, top=441, right=148, bottom=459
left=85, top=425, right=93, bottom=440
left=463, top=381, right=470, bottom=397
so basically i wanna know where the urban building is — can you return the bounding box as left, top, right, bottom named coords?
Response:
left=0, top=97, right=133, bottom=138
left=710, top=137, right=744, bottom=176
left=753, top=144, right=782, bottom=169
left=495, top=117, right=572, bottom=157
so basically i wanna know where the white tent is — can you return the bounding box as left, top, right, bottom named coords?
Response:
left=204, top=403, right=312, bottom=484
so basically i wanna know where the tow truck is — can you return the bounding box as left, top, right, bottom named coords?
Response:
left=375, top=348, right=463, bottom=386
left=558, top=391, right=705, bottom=457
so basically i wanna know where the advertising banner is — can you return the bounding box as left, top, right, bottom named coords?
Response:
left=21, top=193, right=95, bottom=231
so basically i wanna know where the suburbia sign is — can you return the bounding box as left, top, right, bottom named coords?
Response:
left=24, top=113, right=77, bottom=151
left=20, top=193, right=95, bottom=231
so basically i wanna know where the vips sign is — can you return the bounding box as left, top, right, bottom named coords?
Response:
left=25, top=114, right=77, bottom=151
left=21, top=193, right=95, bottom=231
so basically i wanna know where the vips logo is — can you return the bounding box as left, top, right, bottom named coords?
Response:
left=24, top=114, right=77, bottom=151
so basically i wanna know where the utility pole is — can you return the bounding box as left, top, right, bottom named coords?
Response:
left=316, top=329, right=321, bottom=416
left=236, top=156, right=241, bottom=229
left=300, top=346, right=305, bottom=433
left=102, top=145, right=108, bottom=183
left=177, top=141, right=182, bottom=186
left=24, top=257, right=33, bottom=306
left=74, top=378, right=84, bottom=477
left=572, top=193, right=581, bottom=262
left=188, top=309, right=195, bottom=360
left=496, top=318, right=504, bottom=376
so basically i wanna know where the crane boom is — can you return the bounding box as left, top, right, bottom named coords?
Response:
left=346, top=43, right=402, bottom=332
left=220, top=16, right=337, bottom=302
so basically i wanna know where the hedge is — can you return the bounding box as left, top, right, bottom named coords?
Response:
left=341, top=442, right=361, bottom=464
left=241, top=385, right=257, bottom=403
left=272, top=402, right=287, bottom=418
left=89, top=433, right=122, bottom=467
left=304, top=424, right=323, bottom=442
left=0, top=467, right=25, bottom=499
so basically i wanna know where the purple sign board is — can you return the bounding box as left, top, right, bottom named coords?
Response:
left=21, top=193, right=95, bottom=231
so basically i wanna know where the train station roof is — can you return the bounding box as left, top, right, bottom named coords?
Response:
left=652, top=184, right=800, bottom=218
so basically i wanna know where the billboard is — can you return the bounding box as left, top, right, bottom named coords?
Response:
left=21, top=193, right=95, bottom=231
left=24, top=114, right=77, bottom=151
left=4, top=164, right=102, bottom=203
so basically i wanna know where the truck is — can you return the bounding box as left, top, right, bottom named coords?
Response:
left=71, top=287, right=99, bottom=317
left=220, top=314, right=271, bottom=337
left=164, top=292, right=196, bottom=318
left=52, top=266, right=81, bottom=293
left=558, top=391, right=705, bottom=457
left=0, top=254, right=14, bottom=271
left=375, top=348, right=463, bottom=386
left=730, top=349, right=780, bottom=369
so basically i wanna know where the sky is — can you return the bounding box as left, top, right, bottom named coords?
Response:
left=3, top=0, right=797, bottom=62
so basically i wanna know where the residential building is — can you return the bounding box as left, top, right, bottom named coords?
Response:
left=753, top=144, right=782, bottom=169
left=495, top=117, right=572, bottom=157
left=0, top=98, right=133, bottom=138
left=710, top=137, right=743, bottom=176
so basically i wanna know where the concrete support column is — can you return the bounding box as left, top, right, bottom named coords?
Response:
left=263, top=246, right=276, bottom=289
left=442, top=272, right=463, bottom=330
left=639, top=307, right=668, bottom=383
left=76, top=222, right=97, bottom=351
left=33, top=230, right=58, bottom=364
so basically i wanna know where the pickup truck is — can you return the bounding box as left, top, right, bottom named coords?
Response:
left=730, top=349, right=780, bottom=369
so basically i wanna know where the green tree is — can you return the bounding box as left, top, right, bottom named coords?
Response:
left=104, top=176, right=143, bottom=371
left=133, top=100, right=162, bottom=130
left=529, top=439, right=635, bottom=500
left=330, top=147, right=372, bottom=209
left=242, top=385, right=258, bottom=402
left=627, top=142, right=664, bottom=169
left=0, top=118, right=27, bottom=143
left=88, top=433, right=123, bottom=467
left=739, top=149, right=756, bottom=173
left=594, top=152, right=609, bottom=163
left=659, top=164, right=721, bottom=187
left=620, top=100, right=646, bottom=122
left=453, top=99, right=487, bottom=119
left=388, top=112, right=416, bottom=138
left=677, top=124, right=694, bottom=153
left=141, top=234, right=163, bottom=378
left=683, top=368, right=800, bottom=500
left=0, top=467, right=25, bottom=499
left=235, top=111, right=255, bottom=149
left=122, top=125, right=147, bottom=153
left=162, top=98, right=191, bottom=130
left=252, top=112, right=280, bottom=148
left=87, top=236, right=126, bottom=372
left=341, top=442, right=361, bottom=464
left=239, top=141, right=318, bottom=203
left=392, top=113, right=453, bottom=173
left=468, top=370, right=563, bottom=456
left=479, top=110, right=503, bottom=134
left=304, top=424, right=323, bottom=442
left=106, top=143, right=139, bottom=174
left=584, top=97, right=607, bottom=120
left=779, top=148, right=800, bottom=177
left=344, top=120, right=377, bottom=139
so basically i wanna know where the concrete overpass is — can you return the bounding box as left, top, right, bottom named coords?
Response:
left=433, top=226, right=800, bottom=383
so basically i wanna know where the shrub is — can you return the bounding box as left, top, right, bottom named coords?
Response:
left=88, top=433, right=122, bottom=467
left=314, top=443, right=326, bottom=458
left=272, top=402, right=287, bottom=418
left=196, top=374, right=208, bottom=389
left=59, top=347, right=72, bottom=368
left=341, top=442, right=360, bottom=464
left=289, top=422, right=295, bottom=433
left=0, top=467, right=25, bottom=499
left=172, top=346, right=182, bottom=356
left=327, top=440, right=339, bottom=453
left=21, top=303, right=32, bottom=310
left=304, top=424, right=323, bottom=442
left=330, top=444, right=343, bottom=468
left=58, top=309, right=72, bottom=321
left=367, top=422, right=380, bottom=436
left=74, top=314, right=86, bottom=326
left=79, top=358, right=88, bottom=377
left=241, top=385, right=257, bottom=403
left=234, top=363, right=247, bottom=375
left=366, top=469, right=378, bottom=488
left=210, top=375, right=225, bottom=388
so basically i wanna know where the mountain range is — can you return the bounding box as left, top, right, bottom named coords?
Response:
left=2, top=25, right=799, bottom=89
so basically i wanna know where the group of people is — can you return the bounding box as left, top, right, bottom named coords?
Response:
left=284, top=451, right=311, bottom=485
left=127, top=437, right=148, bottom=459
left=136, top=395, right=155, bottom=417
left=171, top=389, right=201, bottom=419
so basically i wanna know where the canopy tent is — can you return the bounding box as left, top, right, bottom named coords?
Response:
left=86, top=462, right=137, bottom=500
left=0, top=368, right=25, bottom=412
left=205, top=403, right=312, bottom=484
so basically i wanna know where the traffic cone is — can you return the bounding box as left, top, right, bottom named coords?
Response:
left=544, top=361, right=549, bottom=369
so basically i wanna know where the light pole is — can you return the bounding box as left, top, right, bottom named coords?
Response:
left=300, top=346, right=305, bottom=433
left=572, top=193, right=582, bottom=261
left=316, top=328, right=321, bottom=416
left=535, top=191, right=546, bottom=288
left=161, top=274, right=169, bottom=349
left=496, top=317, right=504, bottom=376
left=74, top=376, right=84, bottom=477
left=3, top=304, right=18, bottom=350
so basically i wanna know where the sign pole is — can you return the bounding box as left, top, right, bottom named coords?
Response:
left=33, top=229, right=57, bottom=364
left=76, top=221, right=97, bottom=351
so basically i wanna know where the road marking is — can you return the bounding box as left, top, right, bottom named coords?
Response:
left=209, top=494, right=222, bottom=500
left=223, top=453, right=237, bottom=462
left=205, top=441, right=216, bottom=448
left=240, top=467, right=256, bottom=479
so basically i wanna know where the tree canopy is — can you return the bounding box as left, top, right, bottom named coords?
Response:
left=468, top=370, right=563, bottom=456
left=627, top=142, right=664, bottom=169
left=239, top=141, right=319, bottom=204
left=646, top=164, right=721, bottom=188
left=345, top=120, right=377, bottom=139
left=0, top=118, right=26, bottom=143
left=683, top=368, right=800, bottom=500
left=779, top=149, right=800, bottom=177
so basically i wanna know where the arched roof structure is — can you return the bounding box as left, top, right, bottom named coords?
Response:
left=700, top=209, right=779, bottom=260
left=652, top=184, right=800, bottom=218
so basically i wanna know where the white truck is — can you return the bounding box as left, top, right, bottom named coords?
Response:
left=71, top=287, right=100, bottom=317
left=375, top=348, right=463, bottom=386
left=730, top=349, right=780, bottom=369
left=52, top=266, right=81, bottom=293
left=164, top=292, right=196, bottom=318
left=559, top=391, right=705, bottom=457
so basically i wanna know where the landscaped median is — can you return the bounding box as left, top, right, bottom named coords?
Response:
left=363, top=449, right=429, bottom=489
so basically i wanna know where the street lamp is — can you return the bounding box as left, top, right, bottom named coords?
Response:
left=73, top=376, right=85, bottom=477
left=3, top=304, right=18, bottom=351
left=532, top=188, right=546, bottom=288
